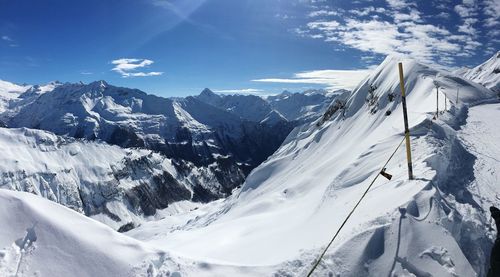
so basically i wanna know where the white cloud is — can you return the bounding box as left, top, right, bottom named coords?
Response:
left=307, top=21, right=340, bottom=31
left=454, top=0, right=478, bottom=18
left=386, top=0, right=416, bottom=10
left=293, top=0, right=496, bottom=69
left=1, top=36, right=13, bottom=42
left=111, top=58, right=163, bottom=78
left=302, top=0, right=487, bottom=67
left=483, top=0, right=500, bottom=27
left=393, top=8, right=422, bottom=23
left=458, top=17, right=478, bottom=35
left=252, top=69, right=371, bottom=91
left=308, top=10, right=340, bottom=17
left=350, top=7, right=387, bottom=17
left=435, top=11, right=451, bottom=19
left=213, top=88, right=266, bottom=95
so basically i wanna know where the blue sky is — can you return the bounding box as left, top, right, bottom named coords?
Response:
left=0, top=0, right=498, bottom=97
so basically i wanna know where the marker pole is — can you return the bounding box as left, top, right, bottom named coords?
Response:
left=398, top=62, right=414, bottom=180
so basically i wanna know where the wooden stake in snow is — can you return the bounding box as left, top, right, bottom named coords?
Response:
left=398, top=62, right=414, bottom=180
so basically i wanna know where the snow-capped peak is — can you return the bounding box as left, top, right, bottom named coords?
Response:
left=458, top=51, right=500, bottom=93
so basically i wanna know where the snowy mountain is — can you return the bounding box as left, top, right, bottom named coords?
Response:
left=457, top=51, right=500, bottom=93
left=1, top=54, right=499, bottom=276
left=0, top=127, right=241, bottom=231
left=0, top=80, right=29, bottom=115
left=123, top=56, right=497, bottom=276
left=196, top=88, right=277, bottom=123
left=0, top=81, right=294, bottom=195
left=267, top=89, right=345, bottom=122
left=195, top=87, right=337, bottom=124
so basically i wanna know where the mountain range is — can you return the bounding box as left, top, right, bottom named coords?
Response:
left=0, top=51, right=499, bottom=276
left=0, top=80, right=336, bottom=228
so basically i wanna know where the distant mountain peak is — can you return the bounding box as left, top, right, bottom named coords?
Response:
left=200, top=88, right=216, bottom=96
left=89, top=80, right=108, bottom=88
left=197, top=88, right=221, bottom=105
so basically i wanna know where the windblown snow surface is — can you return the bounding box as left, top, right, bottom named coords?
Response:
left=1, top=55, right=499, bottom=276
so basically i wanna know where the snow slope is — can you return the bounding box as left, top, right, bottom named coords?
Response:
left=458, top=51, right=500, bottom=93
left=0, top=127, right=238, bottom=230
left=0, top=189, right=280, bottom=277
left=126, top=56, right=496, bottom=276
left=0, top=80, right=30, bottom=114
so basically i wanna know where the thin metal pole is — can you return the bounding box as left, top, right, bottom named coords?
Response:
left=398, top=62, right=414, bottom=180
left=445, top=93, right=447, bottom=111
left=436, top=85, right=439, bottom=118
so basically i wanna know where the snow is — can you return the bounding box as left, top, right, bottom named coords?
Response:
left=0, top=189, right=155, bottom=276
left=125, top=56, right=496, bottom=275
left=0, top=80, right=30, bottom=114
left=0, top=80, right=28, bottom=98
left=1, top=54, right=500, bottom=276
left=0, top=127, right=232, bottom=230
left=173, top=101, right=211, bottom=134
left=0, top=189, right=284, bottom=276
left=458, top=51, right=500, bottom=93
left=458, top=103, right=500, bottom=215
left=196, top=87, right=337, bottom=124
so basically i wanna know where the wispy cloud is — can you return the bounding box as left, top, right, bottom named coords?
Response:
left=308, top=10, right=340, bottom=17
left=252, top=69, right=371, bottom=91
left=111, top=58, right=163, bottom=78
left=295, top=0, right=500, bottom=68
left=299, top=0, right=488, bottom=67
left=483, top=0, right=500, bottom=27
left=213, top=88, right=266, bottom=95
left=1, top=35, right=18, bottom=47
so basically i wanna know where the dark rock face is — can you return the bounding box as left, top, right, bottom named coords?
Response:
left=117, top=222, right=135, bottom=233
left=109, top=126, right=145, bottom=148
left=113, top=155, right=191, bottom=216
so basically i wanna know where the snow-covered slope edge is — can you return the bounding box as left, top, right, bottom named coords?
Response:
left=0, top=189, right=281, bottom=277
left=126, top=56, right=497, bottom=276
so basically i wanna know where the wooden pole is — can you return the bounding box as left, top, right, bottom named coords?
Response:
left=398, top=62, right=414, bottom=180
